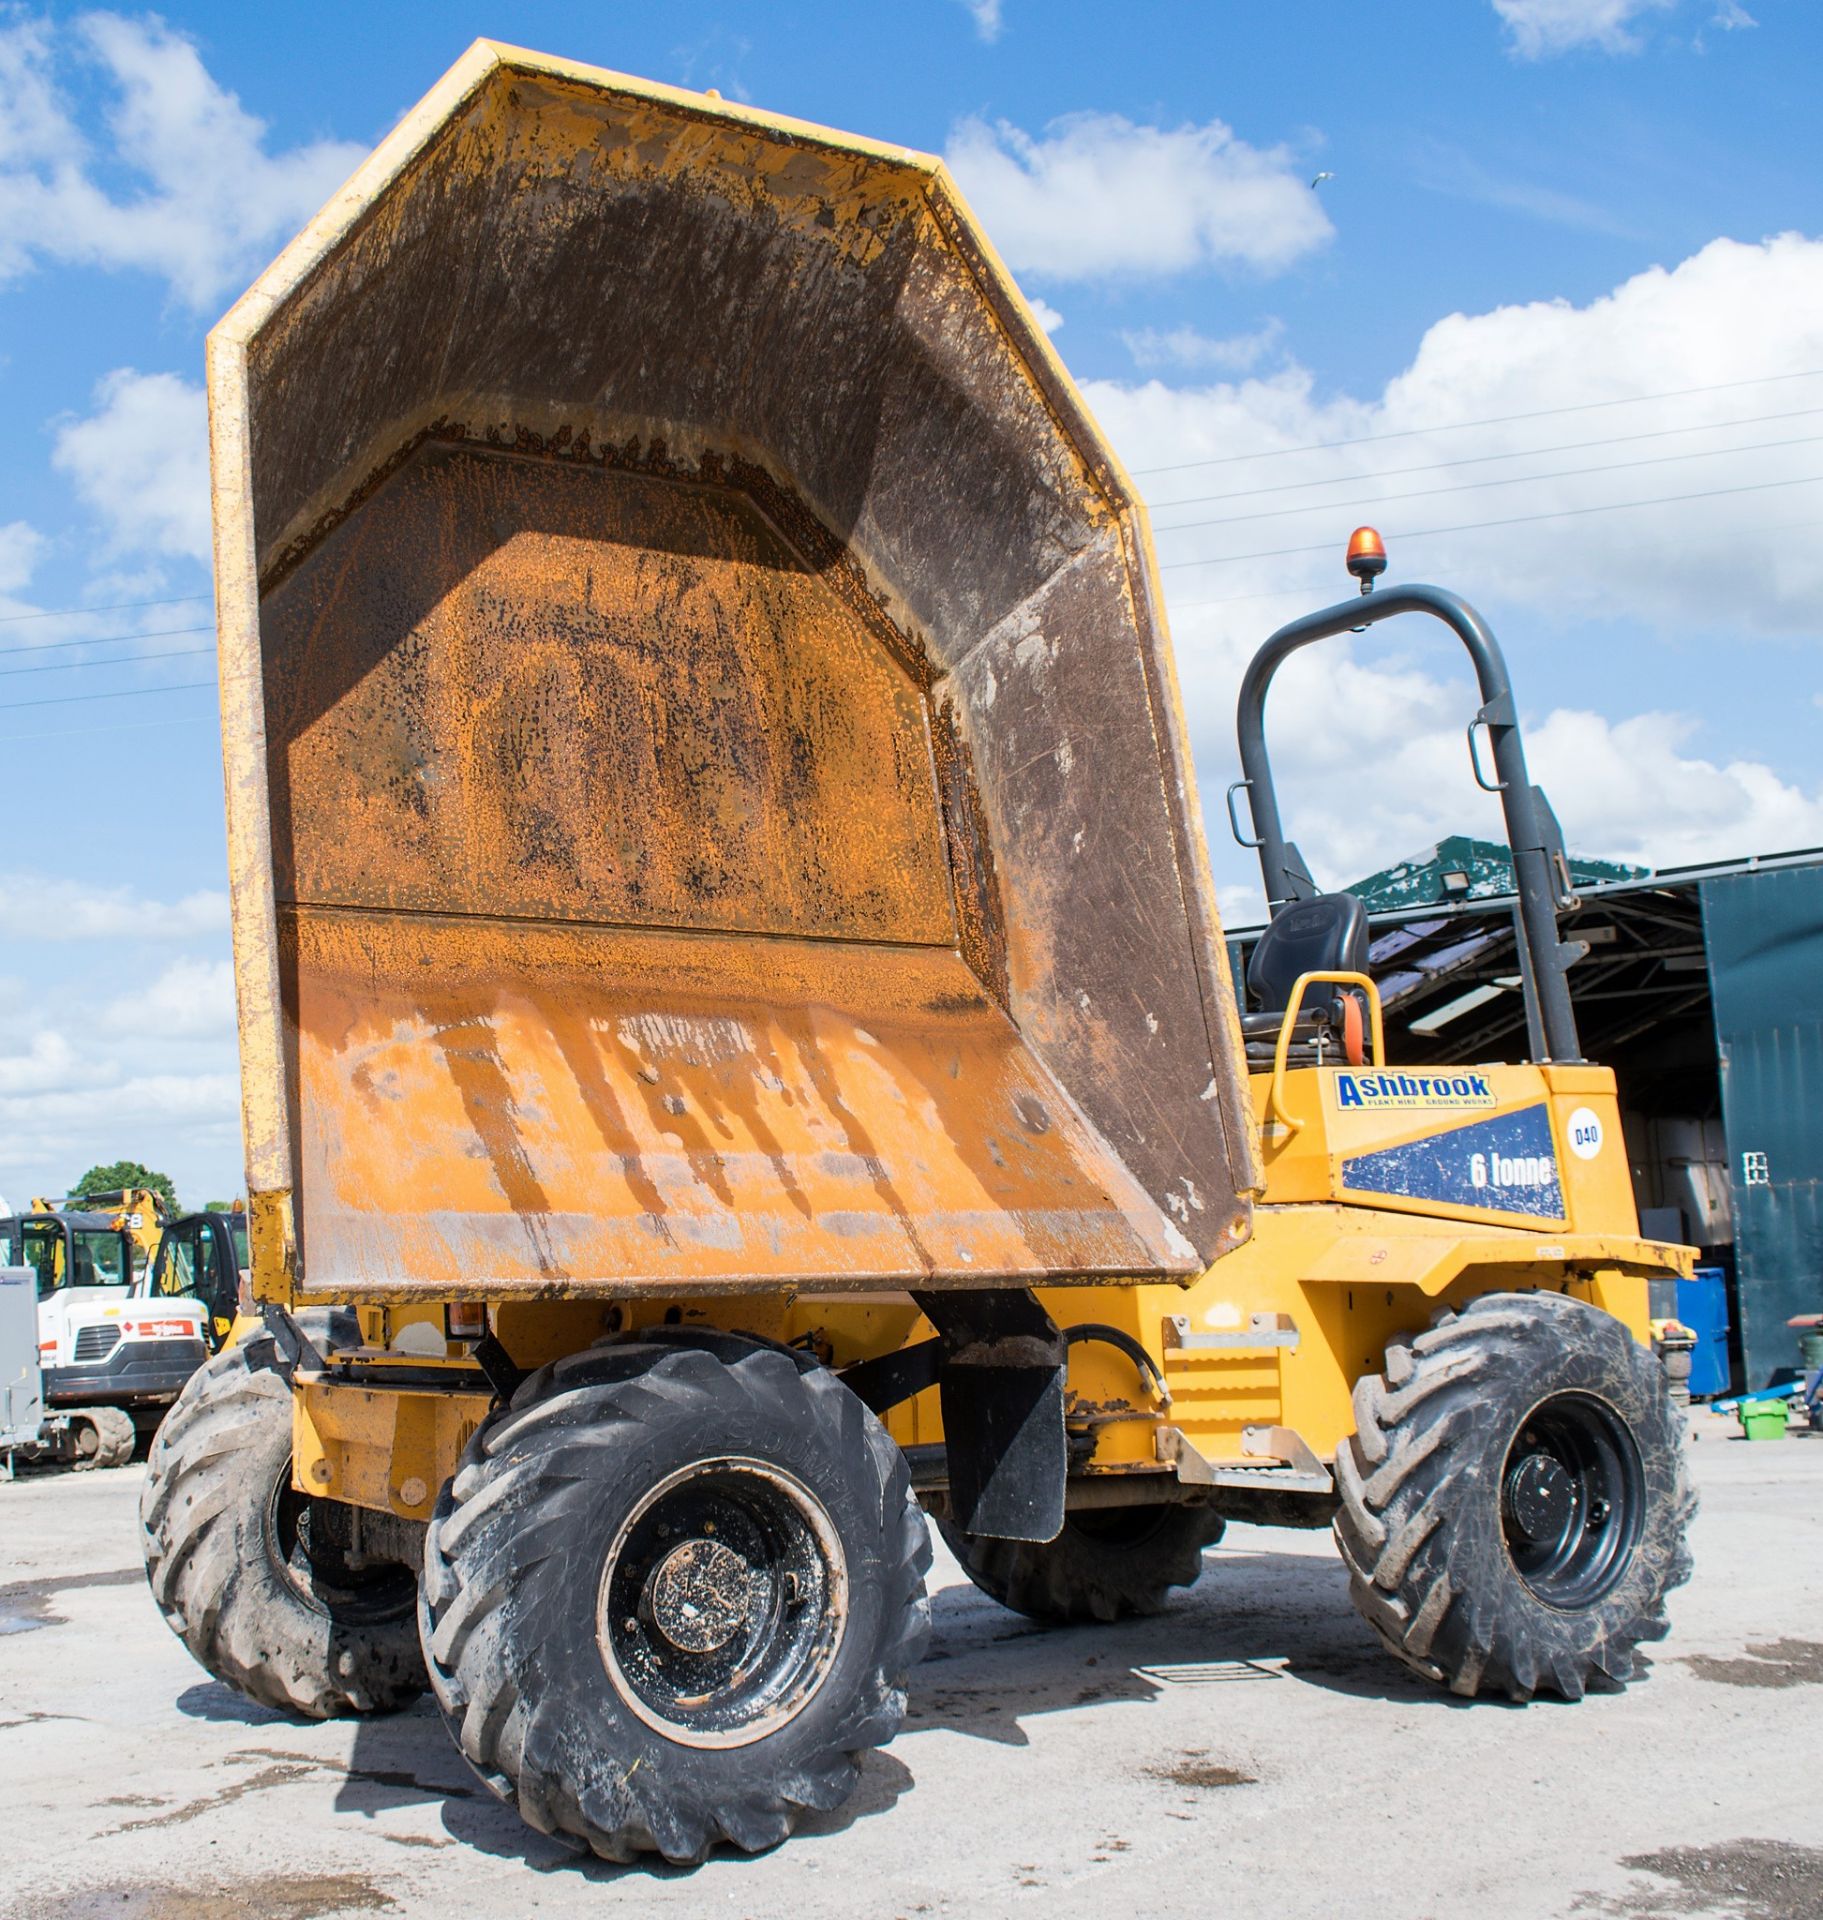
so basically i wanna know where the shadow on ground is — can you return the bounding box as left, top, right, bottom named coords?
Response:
left=906, top=1541, right=1498, bottom=1747
left=415, top=1537, right=1504, bottom=1871
left=156, top=1539, right=1486, bottom=1878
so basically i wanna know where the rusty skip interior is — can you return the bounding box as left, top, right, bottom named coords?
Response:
left=214, top=47, right=1257, bottom=1299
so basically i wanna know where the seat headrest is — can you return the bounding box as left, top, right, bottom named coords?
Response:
left=1247, top=893, right=1370, bottom=1018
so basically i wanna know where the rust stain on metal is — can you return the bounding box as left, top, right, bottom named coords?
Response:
left=265, top=444, right=951, bottom=948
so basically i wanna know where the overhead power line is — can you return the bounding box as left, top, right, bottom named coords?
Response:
left=1129, top=366, right=1823, bottom=477
left=0, top=592, right=210, bottom=626
left=1, top=678, right=218, bottom=713
left=1144, top=402, right=1823, bottom=513
left=1156, top=468, right=1823, bottom=571
left=0, top=713, right=218, bottom=747
left=0, top=644, right=217, bottom=681
left=0, top=623, right=215, bottom=661
left=1152, top=429, right=1823, bottom=537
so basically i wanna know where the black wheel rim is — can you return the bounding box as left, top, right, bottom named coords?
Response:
left=1500, top=1392, right=1645, bottom=1608
left=596, top=1457, right=847, bottom=1749
left=266, top=1463, right=417, bottom=1623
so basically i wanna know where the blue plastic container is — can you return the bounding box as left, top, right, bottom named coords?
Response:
left=1676, top=1268, right=1732, bottom=1399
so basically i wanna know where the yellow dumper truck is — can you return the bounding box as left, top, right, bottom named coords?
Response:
left=142, top=42, right=1693, bottom=1866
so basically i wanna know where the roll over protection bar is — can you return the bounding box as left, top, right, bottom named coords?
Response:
left=1232, top=583, right=1583, bottom=1065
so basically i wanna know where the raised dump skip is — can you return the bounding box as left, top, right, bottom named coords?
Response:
left=210, top=42, right=1258, bottom=1301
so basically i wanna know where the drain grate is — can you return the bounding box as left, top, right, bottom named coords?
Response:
left=1136, top=1659, right=1287, bottom=1686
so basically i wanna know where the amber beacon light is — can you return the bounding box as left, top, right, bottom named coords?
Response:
left=1346, top=525, right=1388, bottom=593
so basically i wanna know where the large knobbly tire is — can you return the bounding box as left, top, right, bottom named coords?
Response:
left=1335, top=1291, right=1695, bottom=1702
left=139, top=1321, right=426, bottom=1717
left=938, top=1502, right=1224, bottom=1624
left=420, top=1334, right=931, bottom=1866
left=68, top=1404, right=137, bottom=1470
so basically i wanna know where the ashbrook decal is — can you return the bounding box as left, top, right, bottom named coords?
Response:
left=1340, top=1104, right=1566, bottom=1221
left=1335, top=1071, right=1497, bottom=1110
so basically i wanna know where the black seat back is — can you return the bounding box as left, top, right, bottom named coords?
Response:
left=1247, top=892, right=1369, bottom=1021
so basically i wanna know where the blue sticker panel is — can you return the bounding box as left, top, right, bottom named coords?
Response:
left=1340, top=1103, right=1565, bottom=1221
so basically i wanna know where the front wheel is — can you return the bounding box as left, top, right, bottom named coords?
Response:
left=1335, top=1291, right=1694, bottom=1701
left=420, top=1335, right=931, bottom=1865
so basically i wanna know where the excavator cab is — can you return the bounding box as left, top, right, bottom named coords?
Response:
left=146, top=1211, right=245, bottom=1351
left=5, top=1206, right=132, bottom=1299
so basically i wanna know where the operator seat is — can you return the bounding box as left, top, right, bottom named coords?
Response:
left=1241, top=892, right=1370, bottom=1058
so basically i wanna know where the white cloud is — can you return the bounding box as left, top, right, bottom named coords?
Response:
left=0, top=10, right=365, bottom=307
left=0, top=1070, right=241, bottom=1186
left=1027, top=295, right=1064, bottom=335
left=1528, top=710, right=1823, bottom=868
left=0, top=14, right=75, bottom=170
left=944, top=112, right=1332, bottom=281
left=0, top=962, right=240, bottom=1200
left=52, top=367, right=210, bottom=564
left=0, top=1028, right=82, bottom=1096
left=101, top=956, right=235, bottom=1039
left=1492, top=0, right=1676, bottom=57
left=0, top=518, right=46, bottom=600
left=0, top=872, right=228, bottom=940
left=956, top=0, right=1004, bottom=42
left=1124, top=319, right=1285, bottom=374
left=1118, top=234, right=1823, bottom=639
left=1080, top=231, right=1823, bottom=895
left=1710, top=2, right=1756, bottom=26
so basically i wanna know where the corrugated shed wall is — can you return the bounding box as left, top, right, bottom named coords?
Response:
left=1701, top=863, right=1823, bottom=1386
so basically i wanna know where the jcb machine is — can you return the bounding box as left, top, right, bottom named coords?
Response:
left=3, top=1189, right=209, bottom=1465
left=142, top=44, right=1693, bottom=1865
left=143, top=1205, right=249, bottom=1352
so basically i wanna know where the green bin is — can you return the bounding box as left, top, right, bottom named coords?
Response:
left=1740, top=1399, right=1790, bottom=1441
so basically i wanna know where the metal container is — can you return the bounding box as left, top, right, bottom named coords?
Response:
left=1676, top=1267, right=1733, bottom=1399
left=208, top=43, right=1259, bottom=1305
left=0, top=1265, right=43, bottom=1457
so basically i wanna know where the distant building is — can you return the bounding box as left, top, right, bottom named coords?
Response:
left=1348, top=834, right=1645, bottom=911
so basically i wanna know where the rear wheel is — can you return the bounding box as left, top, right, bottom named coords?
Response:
left=1335, top=1291, right=1694, bottom=1701
left=938, top=1501, right=1224, bottom=1624
left=139, top=1321, right=426, bottom=1716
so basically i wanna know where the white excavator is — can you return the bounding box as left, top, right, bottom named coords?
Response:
left=0, top=1190, right=211, bottom=1468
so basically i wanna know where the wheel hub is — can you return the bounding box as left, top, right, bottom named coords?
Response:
left=647, top=1538, right=752, bottom=1654
left=597, top=1457, right=849, bottom=1749
left=1504, top=1450, right=1575, bottom=1545
left=1499, top=1394, right=1646, bottom=1608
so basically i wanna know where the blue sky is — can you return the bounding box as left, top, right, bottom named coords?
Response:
left=1, top=0, right=1820, bottom=1205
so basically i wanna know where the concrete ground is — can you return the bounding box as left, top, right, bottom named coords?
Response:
left=2, top=1414, right=1820, bottom=1920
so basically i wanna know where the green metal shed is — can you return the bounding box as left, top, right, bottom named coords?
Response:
left=1701, top=862, right=1823, bottom=1387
